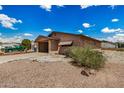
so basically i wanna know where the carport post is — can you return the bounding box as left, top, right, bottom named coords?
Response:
left=36, top=42, right=39, bottom=52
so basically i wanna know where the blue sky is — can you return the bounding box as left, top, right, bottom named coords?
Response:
left=0, top=5, right=124, bottom=43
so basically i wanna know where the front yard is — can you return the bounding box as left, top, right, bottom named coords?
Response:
left=0, top=51, right=124, bottom=88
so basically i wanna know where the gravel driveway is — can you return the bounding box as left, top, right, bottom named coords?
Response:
left=0, top=53, right=72, bottom=64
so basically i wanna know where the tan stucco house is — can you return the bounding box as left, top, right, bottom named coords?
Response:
left=35, top=31, right=101, bottom=54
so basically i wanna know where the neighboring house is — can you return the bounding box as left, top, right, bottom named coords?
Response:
left=101, top=41, right=117, bottom=48
left=35, top=31, right=101, bottom=54
left=0, top=43, right=20, bottom=50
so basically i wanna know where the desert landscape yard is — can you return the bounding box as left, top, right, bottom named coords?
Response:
left=0, top=51, right=124, bottom=88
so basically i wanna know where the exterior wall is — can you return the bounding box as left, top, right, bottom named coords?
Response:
left=51, top=33, right=83, bottom=46
left=50, top=32, right=101, bottom=54
left=59, top=45, right=71, bottom=54
left=51, top=40, right=59, bottom=51
left=50, top=33, right=101, bottom=48
left=80, top=36, right=101, bottom=48
left=101, top=42, right=116, bottom=48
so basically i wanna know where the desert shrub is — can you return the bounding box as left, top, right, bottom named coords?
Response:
left=66, top=46, right=105, bottom=70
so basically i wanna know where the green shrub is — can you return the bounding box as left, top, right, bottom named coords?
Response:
left=66, top=46, right=105, bottom=70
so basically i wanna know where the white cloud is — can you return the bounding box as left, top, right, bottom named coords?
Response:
left=40, top=5, right=52, bottom=12
left=101, top=27, right=124, bottom=33
left=112, top=18, right=119, bottom=22
left=83, top=23, right=90, bottom=28
left=80, top=5, right=99, bottom=9
left=40, top=5, right=64, bottom=12
left=78, top=30, right=83, bottom=33
left=106, top=33, right=124, bottom=42
left=80, top=5, right=93, bottom=9
left=0, top=36, right=23, bottom=43
left=43, top=28, right=52, bottom=32
left=18, top=20, right=22, bottom=23
left=82, top=23, right=95, bottom=28
left=81, top=5, right=116, bottom=10
left=0, top=14, right=22, bottom=30
left=0, top=6, right=3, bottom=10
left=24, top=33, right=33, bottom=37
left=80, top=5, right=116, bottom=10
left=57, top=5, right=64, bottom=7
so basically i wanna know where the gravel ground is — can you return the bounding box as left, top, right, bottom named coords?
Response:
left=103, top=50, right=124, bottom=63
left=0, top=59, right=124, bottom=88
left=0, top=51, right=124, bottom=88
left=0, top=53, right=72, bottom=63
left=0, top=53, right=36, bottom=63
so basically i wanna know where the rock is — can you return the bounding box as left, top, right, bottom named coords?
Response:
left=89, top=69, right=96, bottom=75
left=81, top=70, right=89, bottom=77
left=32, top=59, right=39, bottom=62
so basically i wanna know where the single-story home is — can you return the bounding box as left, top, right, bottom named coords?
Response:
left=0, top=43, right=20, bottom=49
left=35, top=31, right=101, bottom=54
left=101, top=41, right=117, bottom=48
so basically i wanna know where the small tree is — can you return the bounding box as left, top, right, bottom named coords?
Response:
left=21, top=39, right=31, bottom=50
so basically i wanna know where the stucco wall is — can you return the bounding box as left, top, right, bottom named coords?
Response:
left=50, top=33, right=101, bottom=48
left=51, top=40, right=59, bottom=51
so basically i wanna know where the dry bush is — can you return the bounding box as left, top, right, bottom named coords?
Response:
left=65, top=46, right=106, bottom=70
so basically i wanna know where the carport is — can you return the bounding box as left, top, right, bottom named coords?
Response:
left=35, top=35, right=60, bottom=53
left=38, top=41, right=48, bottom=52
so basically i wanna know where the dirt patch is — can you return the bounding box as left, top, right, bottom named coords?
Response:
left=103, top=50, right=124, bottom=63
left=0, top=60, right=123, bottom=88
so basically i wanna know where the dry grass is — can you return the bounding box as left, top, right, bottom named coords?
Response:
left=0, top=59, right=123, bottom=88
